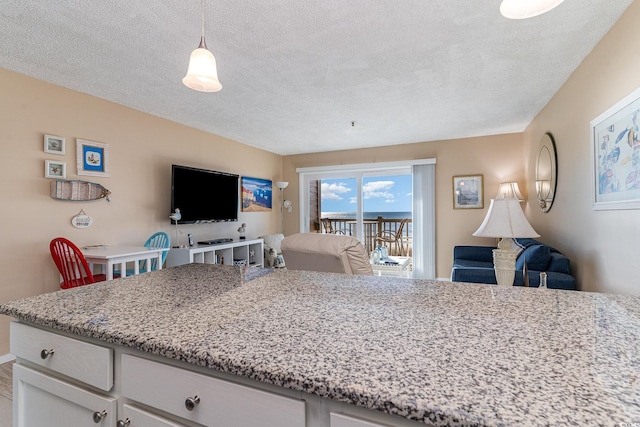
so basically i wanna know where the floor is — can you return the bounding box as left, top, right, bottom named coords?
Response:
left=0, top=361, right=12, bottom=427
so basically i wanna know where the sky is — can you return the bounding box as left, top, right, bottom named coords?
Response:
left=321, top=174, right=412, bottom=213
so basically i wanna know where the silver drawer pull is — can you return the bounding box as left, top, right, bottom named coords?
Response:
left=40, top=349, right=54, bottom=359
left=117, top=419, right=131, bottom=427
left=185, top=395, right=200, bottom=411
left=93, top=410, right=107, bottom=423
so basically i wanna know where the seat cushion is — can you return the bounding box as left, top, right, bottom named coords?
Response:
left=515, top=244, right=551, bottom=271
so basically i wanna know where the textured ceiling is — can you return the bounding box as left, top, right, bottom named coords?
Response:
left=0, top=1, right=633, bottom=155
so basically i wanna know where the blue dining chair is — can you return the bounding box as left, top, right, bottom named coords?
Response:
left=115, top=232, right=170, bottom=276
left=140, top=231, right=171, bottom=272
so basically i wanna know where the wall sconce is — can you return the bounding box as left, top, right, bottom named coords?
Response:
left=496, top=182, right=524, bottom=201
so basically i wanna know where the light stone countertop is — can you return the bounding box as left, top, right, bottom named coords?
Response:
left=2, top=264, right=639, bottom=426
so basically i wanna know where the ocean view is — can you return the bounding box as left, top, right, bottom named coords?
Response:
left=321, top=211, right=412, bottom=220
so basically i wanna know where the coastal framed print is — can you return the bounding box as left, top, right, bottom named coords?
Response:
left=45, top=160, right=66, bottom=179
left=241, top=177, right=272, bottom=212
left=453, top=175, right=483, bottom=209
left=44, top=134, right=65, bottom=155
left=76, top=139, right=110, bottom=177
left=591, top=86, right=640, bottom=210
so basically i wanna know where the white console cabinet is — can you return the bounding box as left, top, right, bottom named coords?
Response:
left=166, top=238, right=264, bottom=268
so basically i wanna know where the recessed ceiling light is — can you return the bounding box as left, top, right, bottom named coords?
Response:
left=500, top=0, right=565, bottom=19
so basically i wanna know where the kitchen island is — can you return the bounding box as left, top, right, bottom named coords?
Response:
left=2, top=263, right=639, bottom=426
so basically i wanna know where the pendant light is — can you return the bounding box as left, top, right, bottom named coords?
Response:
left=500, top=0, right=565, bottom=19
left=182, top=0, right=222, bottom=92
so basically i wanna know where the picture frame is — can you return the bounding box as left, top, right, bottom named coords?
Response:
left=76, top=138, right=110, bottom=177
left=45, top=160, right=66, bottom=179
left=591, top=86, right=640, bottom=210
left=453, top=175, right=483, bottom=209
left=241, top=177, right=273, bottom=212
left=44, top=134, right=65, bottom=155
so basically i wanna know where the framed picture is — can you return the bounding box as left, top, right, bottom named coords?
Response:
left=44, top=134, right=65, bottom=155
left=76, top=139, right=109, bottom=177
left=453, top=175, right=483, bottom=209
left=591, top=86, right=640, bottom=210
left=45, top=160, right=66, bottom=179
left=241, top=177, right=273, bottom=212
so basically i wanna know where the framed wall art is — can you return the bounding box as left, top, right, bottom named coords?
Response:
left=241, top=177, right=272, bottom=212
left=45, top=160, right=66, bottom=179
left=591, top=86, right=640, bottom=210
left=44, top=134, right=65, bottom=155
left=77, top=139, right=110, bottom=177
left=453, top=175, right=483, bottom=209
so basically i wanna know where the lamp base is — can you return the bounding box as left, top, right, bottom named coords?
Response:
left=492, top=248, right=519, bottom=286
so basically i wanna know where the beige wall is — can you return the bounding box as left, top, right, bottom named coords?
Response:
left=523, top=0, right=640, bottom=295
left=283, top=133, right=525, bottom=279
left=0, top=69, right=282, bottom=355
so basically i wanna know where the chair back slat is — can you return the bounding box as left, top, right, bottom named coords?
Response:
left=50, top=237, right=95, bottom=289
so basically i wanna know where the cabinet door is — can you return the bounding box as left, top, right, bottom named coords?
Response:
left=331, top=413, right=391, bottom=427
left=13, top=364, right=117, bottom=427
left=121, top=403, right=187, bottom=427
left=121, top=354, right=305, bottom=427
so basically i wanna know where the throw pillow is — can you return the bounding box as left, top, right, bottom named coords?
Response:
left=515, top=244, right=551, bottom=271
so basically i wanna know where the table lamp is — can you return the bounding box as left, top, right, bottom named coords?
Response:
left=473, top=198, right=539, bottom=286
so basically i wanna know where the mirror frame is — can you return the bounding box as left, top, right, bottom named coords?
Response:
left=535, top=132, right=558, bottom=213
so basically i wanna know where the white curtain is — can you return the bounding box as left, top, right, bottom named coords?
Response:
left=412, top=163, right=436, bottom=279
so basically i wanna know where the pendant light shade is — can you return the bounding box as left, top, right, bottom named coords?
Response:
left=182, top=0, right=222, bottom=92
left=500, top=0, right=565, bottom=19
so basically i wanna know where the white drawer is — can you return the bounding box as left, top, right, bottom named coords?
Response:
left=10, top=322, right=113, bottom=391
left=121, top=404, right=187, bottom=427
left=331, top=413, right=391, bottom=427
left=121, top=354, right=305, bottom=427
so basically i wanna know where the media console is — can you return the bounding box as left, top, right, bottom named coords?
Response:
left=166, top=238, right=264, bottom=268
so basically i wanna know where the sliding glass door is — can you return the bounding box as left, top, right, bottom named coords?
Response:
left=297, top=159, right=435, bottom=279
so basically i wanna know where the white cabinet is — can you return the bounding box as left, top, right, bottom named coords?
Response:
left=120, top=404, right=188, bottom=427
left=166, top=239, right=264, bottom=268
left=331, top=413, right=391, bottom=427
left=10, top=322, right=113, bottom=391
left=13, top=364, right=117, bottom=427
left=121, top=354, right=305, bottom=427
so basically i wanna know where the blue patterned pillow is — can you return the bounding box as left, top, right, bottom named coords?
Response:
left=515, top=244, right=551, bottom=271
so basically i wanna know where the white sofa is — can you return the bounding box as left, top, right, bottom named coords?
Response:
left=281, top=233, right=373, bottom=275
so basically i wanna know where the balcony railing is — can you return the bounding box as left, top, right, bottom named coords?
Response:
left=320, top=216, right=412, bottom=256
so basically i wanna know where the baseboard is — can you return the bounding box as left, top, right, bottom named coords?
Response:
left=0, top=353, right=15, bottom=364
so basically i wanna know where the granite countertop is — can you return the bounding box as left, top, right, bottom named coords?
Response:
left=2, top=264, right=640, bottom=426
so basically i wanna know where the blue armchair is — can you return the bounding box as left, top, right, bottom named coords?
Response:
left=451, top=238, right=576, bottom=290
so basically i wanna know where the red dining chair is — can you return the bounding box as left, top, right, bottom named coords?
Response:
left=50, top=237, right=107, bottom=289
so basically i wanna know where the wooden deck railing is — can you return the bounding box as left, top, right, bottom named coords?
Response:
left=320, top=216, right=412, bottom=256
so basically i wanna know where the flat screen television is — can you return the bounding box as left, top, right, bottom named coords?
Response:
left=171, top=164, right=239, bottom=224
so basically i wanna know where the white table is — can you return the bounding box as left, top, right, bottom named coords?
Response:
left=82, top=245, right=169, bottom=280
left=371, top=256, right=411, bottom=277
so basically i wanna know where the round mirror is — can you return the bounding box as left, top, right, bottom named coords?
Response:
left=535, top=133, right=557, bottom=213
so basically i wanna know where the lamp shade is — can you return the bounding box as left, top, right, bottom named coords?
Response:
left=182, top=38, right=222, bottom=93
left=275, top=181, right=289, bottom=190
left=473, top=198, right=539, bottom=238
left=500, top=0, right=565, bottom=19
left=496, top=182, right=524, bottom=201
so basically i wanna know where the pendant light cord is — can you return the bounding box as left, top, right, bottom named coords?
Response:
left=198, top=0, right=207, bottom=49
left=200, top=0, right=205, bottom=39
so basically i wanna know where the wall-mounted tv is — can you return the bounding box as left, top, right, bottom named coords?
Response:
left=171, top=164, right=239, bottom=224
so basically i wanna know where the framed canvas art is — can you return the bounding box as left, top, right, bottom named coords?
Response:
left=241, top=177, right=272, bottom=212
left=44, top=134, right=65, bottom=155
left=591, top=86, right=640, bottom=210
left=453, top=175, right=483, bottom=209
left=77, top=139, right=110, bottom=177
